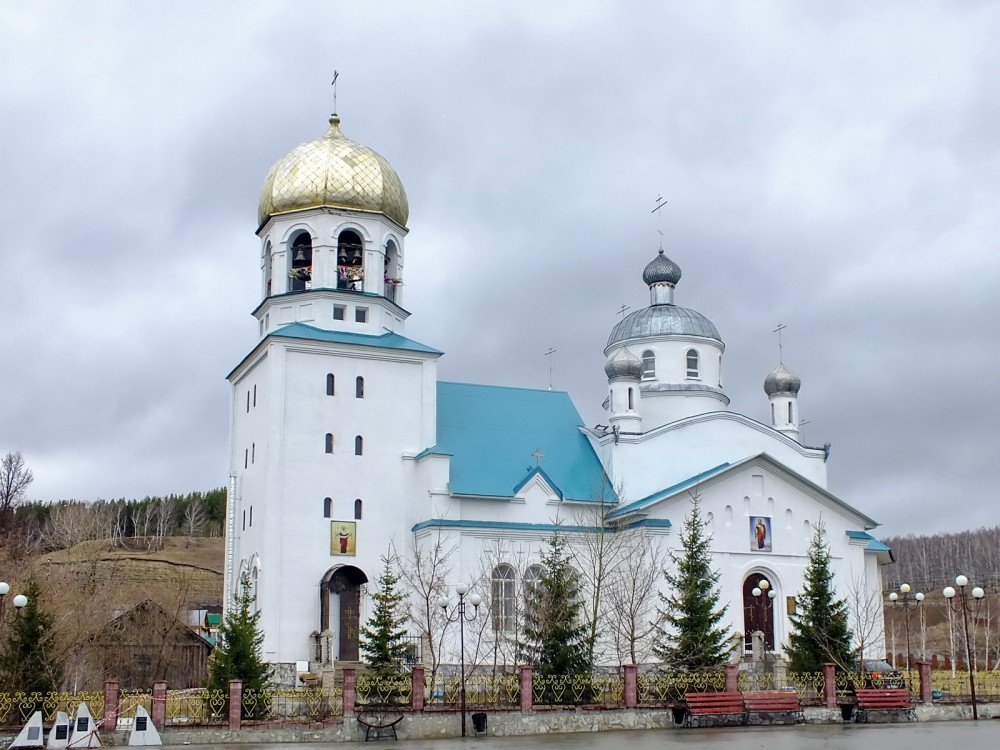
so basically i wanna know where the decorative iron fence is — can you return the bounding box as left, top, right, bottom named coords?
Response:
left=425, top=672, right=520, bottom=709
left=531, top=673, right=624, bottom=707
left=637, top=671, right=725, bottom=705
left=737, top=671, right=825, bottom=705
left=931, top=671, right=1000, bottom=702
left=355, top=674, right=411, bottom=706
left=0, top=691, right=105, bottom=728
left=242, top=687, right=344, bottom=723
left=164, top=689, right=228, bottom=726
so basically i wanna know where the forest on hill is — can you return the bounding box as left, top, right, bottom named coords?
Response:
left=880, top=525, right=1000, bottom=592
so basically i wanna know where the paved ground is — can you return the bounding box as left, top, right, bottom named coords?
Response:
left=192, top=721, right=1000, bottom=750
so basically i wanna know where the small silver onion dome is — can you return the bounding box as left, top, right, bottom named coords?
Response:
left=642, top=249, right=682, bottom=286
left=604, top=348, right=643, bottom=380
left=764, top=363, right=801, bottom=396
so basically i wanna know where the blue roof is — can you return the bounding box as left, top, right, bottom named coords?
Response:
left=607, top=462, right=732, bottom=518
left=847, top=530, right=892, bottom=553
left=432, top=382, right=612, bottom=502
left=271, top=322, right=442, bottom=354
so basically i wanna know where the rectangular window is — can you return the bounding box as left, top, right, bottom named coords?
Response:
left=355, top=307, right=368, bottom=323
left=253, top=384, right=257, bottom=407
left=333, top=305, right=345, bottom=321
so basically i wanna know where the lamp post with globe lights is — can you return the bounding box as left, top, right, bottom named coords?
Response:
left=749, top=578, right=777, bottom=660
left=887, top=583, right=923, bottom=679
left=437, top=584, right=481, bottom=737
left=0, top=581, right=28, bottom=624
left=943, top=575, right=985, bottom=720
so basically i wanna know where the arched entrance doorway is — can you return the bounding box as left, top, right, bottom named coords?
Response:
left=742, top=572, right=776, bottom=653
left=320, top=565, right=368, bottom=661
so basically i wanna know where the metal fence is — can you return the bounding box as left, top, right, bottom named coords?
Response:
left=425, top=673, right=520, bottom=709
left=637, top=671, right=726, bottom=705
left=0, top=691, right=105, bottom=728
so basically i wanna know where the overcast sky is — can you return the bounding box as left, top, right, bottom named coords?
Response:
left=1, top=1, right=997, bottom=538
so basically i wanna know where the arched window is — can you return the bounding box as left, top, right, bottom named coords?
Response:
left=523, top=564, right=544, bottom=625
left=641, top=350, right=655, bottom=378
left=354, top=499, right=363, bottom=520
left=354, top=436, right=363, bottom=455
left=686, top=348, right=700, bottom=378
left=323, top=497, right=332, bottom=518
left=355, top=376, right=364, bottom=399
left=326, top=373, right=335, bottom=396
left=263, top=241, right=273, bottom=297
left=491, top=564, right=515, bottom=633
left=325, top=433, right=334, bottom=454
left=384, top=239, right=400, bottom=302
left=289, top=232, right=313, bottom=292
left=337, top=230, right=364, bottom=291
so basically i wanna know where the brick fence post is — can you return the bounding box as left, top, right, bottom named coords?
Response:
left=102, top=679, right=119, bottom=732
left=342, top=668, right=356, bottom=717
left=228, top=679, right=242, bottom=731
left=151, top=682, right=167, bottom=731
left=623, top=664, right=638, bottom=709
left=917, top=662, right=932, bottom=704
left=519, top=666, right=533, bottom=713
left=411, top=665, right=425, bottom=711
left=724, top=663, right=739, bottom=693
left=822, top=663, right=837, bottom=709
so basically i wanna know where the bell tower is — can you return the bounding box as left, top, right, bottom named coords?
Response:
left=254, top=113, right=411, bottom=339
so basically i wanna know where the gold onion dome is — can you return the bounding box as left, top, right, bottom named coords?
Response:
left=258, top=114, right=409, bottom=227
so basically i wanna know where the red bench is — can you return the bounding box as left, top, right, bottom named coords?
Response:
left=855, top=688, right=913, bottom=722
left=743, top=691, right=803, bottom=725
left=683, top=692, right=745, bottom=727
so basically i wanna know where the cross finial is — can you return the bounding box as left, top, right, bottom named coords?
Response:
left=772, top=323, right=787, bottom=363
left=331, top=70, right=340, bottom=114
left=617, top=303, right=631, bottom=321
left=651, top=195, right=668, bottom=250
left=532, top=448, right=544, bottom=466
left=544, top=347, right=557, bottom=390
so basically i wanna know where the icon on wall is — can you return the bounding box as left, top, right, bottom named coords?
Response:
left=750, top=516, right=772, bottom=552
left=331, top=521, right=357, bottom=556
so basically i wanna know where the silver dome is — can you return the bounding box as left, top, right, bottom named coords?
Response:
left=604, top=348, right=643, bottom=380
left=764, top=363, right=801, bottom=396
left=606, top=305, right=722, bottom=347
left=643, top=249, right=682, bottom=286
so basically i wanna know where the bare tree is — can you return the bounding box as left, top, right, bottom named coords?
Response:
left=392, top=528, right=457, bottom=691
left=569, top=478, right=630, bottom=664
left=845, top=573, right=886, bottom=667
left=154, top=497, right=175, bottom=549
left=0, top=451, right=34, bottom=529
left=607, top=528, right=666, bottom=665
left=41, top=502, right=108, bottom=551
left=183, top=497, right=205, bottom=546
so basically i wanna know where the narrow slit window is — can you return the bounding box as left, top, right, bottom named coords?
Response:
left=354, top=435, right=363, bottom=456
left=251, top=443, right=255, bottom=463
left=244, top=449, right=248, bottom=469
left=246, top=391, right=250, bottom=413
left=355, top=376, right=364, bottom=399
left=788, top=402, right=794, bottom=423
left=326, top=373, right=335, bottom=396
left=628, top=387, right=634, bottom=410
left=354, top=498, right=363, bottom=520
left=325, top=433, right=334, bottom=454
left=253, top=384, right=257, bottom=407
left=323, top=497, right=332, bottom=518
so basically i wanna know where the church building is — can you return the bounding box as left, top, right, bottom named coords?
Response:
left=225, top=108, right=891, bottom=679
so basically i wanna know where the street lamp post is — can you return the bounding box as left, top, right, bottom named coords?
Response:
left=437, top=584, right=481, bottom=737
left=943, top=575, right=985, bottom=720
left=887, top=583, right=923, bottom=682
left=751, top=578, right=777, bottom=658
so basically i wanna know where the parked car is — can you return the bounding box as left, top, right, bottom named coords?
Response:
left=853, top=660, right=906, bottom=689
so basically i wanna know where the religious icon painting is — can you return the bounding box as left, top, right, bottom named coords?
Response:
left=750, top=516, right=772, bottom=552
left=331, top=521, right=357, bottom=556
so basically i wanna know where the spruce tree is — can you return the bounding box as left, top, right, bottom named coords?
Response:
left=653, top=497, right=734, bottom=671
left=786, top=523, right=853, bottom=672
left=359, top=555, right=410, bottom=676
left=208, top=573, right=273, bottom=716
left=521, top=532, right=591, bottom=676
left=0, top=579, right=63, bottom=702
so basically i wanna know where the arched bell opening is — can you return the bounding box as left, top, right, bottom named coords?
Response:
left=742, top=572, right=776, bottom=654
left=337, top=230, right=364, bottom=291
left=263, top=241, right=273, bottom=298
left=384, top=239, right=400, bottom=303
left=320, top=565, right=368, bottom=662
left=289, top=232, right=313, bottom=292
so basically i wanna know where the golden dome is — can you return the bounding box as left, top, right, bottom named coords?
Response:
left=258, top=115, right=409, bottom=227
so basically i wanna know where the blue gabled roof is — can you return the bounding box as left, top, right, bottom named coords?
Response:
left=271, top=322, right=443, bottom=354
left=607, top=462, right=732, bottom=519
left=846, top=530, right=892, bottom=553
left=433, top=382, right=612, bottom=502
